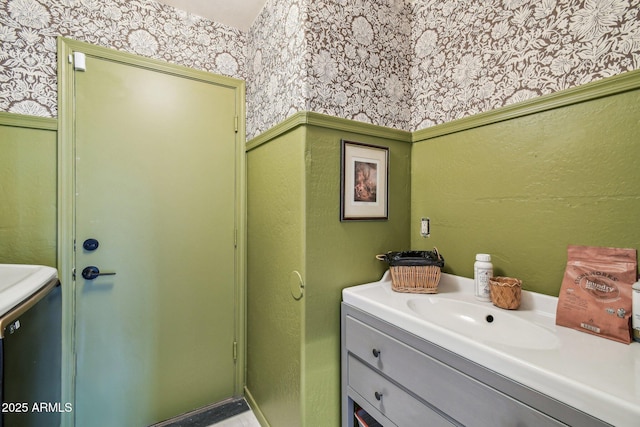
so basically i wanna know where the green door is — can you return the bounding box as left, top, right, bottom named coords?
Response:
left=72, top=51, right=239, bottom=426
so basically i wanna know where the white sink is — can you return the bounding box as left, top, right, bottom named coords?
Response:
left=406, top=297, right=560, bottom=350
left=0, top=264, right=58, bottom=317
left=342, top=272, right=640, bottom=427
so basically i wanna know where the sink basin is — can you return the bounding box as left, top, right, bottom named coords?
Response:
left=406, top=297, right=559, bottom=350
left=0, top=264, right=58, bottom=317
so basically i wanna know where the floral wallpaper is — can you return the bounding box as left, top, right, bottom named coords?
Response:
left=411, top=0, right=640, bottom=129
left=246, top=0, right=308, bottom=140
left=0, top=0, right=246, bottom=118
left=2, top=0, right=639, bottom=137
left=247, top=0, right=640, bottom=138
left=246, top=0, right=412, bottom=138
left=305, top=0, right=412, bottom=130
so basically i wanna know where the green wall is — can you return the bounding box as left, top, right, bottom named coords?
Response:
left=246, top=125, right=306, bottom=426
left=246, top=113, right=412, bottom=426
left=0, top=113, right=57, bottom=267
left=411, top=79, right=640, bottom=296
left=303, top=125, right=411, bottom=425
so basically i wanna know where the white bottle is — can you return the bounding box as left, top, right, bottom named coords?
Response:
left=474, top=254, right=493, bottom=302
left=632, top=280, right=640, bottom=342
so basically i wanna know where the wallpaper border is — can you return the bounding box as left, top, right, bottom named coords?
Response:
left=413, top=69, right=640, bottom=144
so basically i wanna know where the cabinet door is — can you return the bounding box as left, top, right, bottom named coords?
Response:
left=348, top=356, right=455, bottom=427
left=345, top=315, right=566, bottom=427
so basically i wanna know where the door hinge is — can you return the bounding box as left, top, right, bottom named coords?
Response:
left=72, top=267, right=76, bottom=281
left=234, top=116, right=238, bottom=133
left=233, top=341, right=237, bottom=362
left=234, top=228, right=237, bottom=248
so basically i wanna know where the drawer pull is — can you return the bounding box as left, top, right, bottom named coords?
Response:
left=374, top=391, right=383, bottom=401
left=372, top=348, right=381, bottom=358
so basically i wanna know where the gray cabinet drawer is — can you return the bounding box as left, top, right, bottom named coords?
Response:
left=348, top=355, right=455, bottom=427
left=345, top=316, right=565, bottom=427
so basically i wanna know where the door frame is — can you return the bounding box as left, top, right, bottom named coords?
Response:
left=56, top=37, right=246, bottom=427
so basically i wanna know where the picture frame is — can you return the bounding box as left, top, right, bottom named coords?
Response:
left=340, top=140, right=389, bottom=221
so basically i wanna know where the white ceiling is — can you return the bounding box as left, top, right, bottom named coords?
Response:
left=155, top=0, right=269, bottom=32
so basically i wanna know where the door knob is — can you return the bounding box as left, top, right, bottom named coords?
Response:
left=82, top=266, right=116, bottom=280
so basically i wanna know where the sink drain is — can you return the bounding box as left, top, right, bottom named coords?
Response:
left=486, top=314, right=494, bottom=323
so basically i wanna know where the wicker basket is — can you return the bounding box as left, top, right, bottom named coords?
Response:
left=376, top=249, right=444, bottom=294
left=489, top=277, right=522, bottom=310
left=389, top=265, right=442, bottom=294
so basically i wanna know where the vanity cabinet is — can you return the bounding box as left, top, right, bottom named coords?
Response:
left=341, top=303, right=609, bottom=427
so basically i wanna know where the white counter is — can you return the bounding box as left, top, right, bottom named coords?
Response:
left=0, top=264, right=58, bottom=317
left=342, top=272, right=640, bottom=426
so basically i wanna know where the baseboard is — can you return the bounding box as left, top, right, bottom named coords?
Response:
left=244, top=386, right=270, bottom=427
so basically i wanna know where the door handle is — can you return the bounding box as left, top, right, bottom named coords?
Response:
left=82, top=266, right=116, bottom=280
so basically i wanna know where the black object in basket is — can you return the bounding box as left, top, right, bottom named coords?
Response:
left=376, top=249, right=444, bottom=293
left=379, top=250, right=445, bottom=267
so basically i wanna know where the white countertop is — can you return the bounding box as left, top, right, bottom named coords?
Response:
left=0, top=264, right=58, bottom=318
left=342, top=272, right=640, bottom=426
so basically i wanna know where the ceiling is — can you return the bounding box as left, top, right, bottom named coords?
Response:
left=155, top=0, right=269, bottom=32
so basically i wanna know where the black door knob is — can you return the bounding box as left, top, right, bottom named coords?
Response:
left=82, top=266, right=116, bottom=280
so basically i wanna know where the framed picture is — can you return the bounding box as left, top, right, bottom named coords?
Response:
left=340, top=140, right=389, bottom=221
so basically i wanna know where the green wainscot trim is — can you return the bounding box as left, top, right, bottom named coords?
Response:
left=0, top=112, right=57, bottom=131
left=246, top=111, right=412, bottom=151
left=413, top=68, right=640, bottom=143
left=59, top=37, right=244, bottom=90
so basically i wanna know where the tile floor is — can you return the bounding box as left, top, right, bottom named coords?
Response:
left=208, top=409, right=261, bottom=427
left=156, top=398, right=260, bottom=427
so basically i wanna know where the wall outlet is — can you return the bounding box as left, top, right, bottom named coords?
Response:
left=421, top=217, right=430, bottom=238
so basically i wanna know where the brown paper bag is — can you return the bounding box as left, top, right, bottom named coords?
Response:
left=556, top=245, right=637, bottom=344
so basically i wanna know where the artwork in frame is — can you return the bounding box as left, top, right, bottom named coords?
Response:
left=340, top=140, right=389, bottom=221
